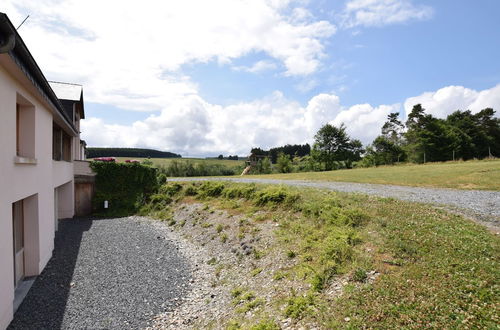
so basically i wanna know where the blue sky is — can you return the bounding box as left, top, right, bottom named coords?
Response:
left=3, top=0, right=500, bottom=156
left=184, top=0, right=500, bottom=106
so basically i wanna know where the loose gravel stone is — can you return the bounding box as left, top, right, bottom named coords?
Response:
left=171, top=178, right=500, bottom=232
left=9, top=216, right=191, bottom=330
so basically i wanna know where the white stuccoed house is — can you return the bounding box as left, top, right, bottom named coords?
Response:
left=0, top=12, right=92, bottom=329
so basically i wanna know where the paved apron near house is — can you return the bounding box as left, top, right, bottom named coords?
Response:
left=172, top=177, right=500, bottom=230
left=9, top=217, right=190, bottom=330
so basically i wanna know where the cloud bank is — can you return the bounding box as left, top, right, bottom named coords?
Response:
left=4, top=0, right=336, bottom=112
left=81, top=85, right=500, bottom=156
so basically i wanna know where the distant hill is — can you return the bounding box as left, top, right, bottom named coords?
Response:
left=87, top=147, right=182, bottom=159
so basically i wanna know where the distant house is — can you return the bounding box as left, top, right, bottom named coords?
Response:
left=0, top=12, right=89, bottom=328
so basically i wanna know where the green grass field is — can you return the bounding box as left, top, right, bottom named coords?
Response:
left=99, top=157, right=246, bottom=169
left=253, top=159, right=500, bottom=191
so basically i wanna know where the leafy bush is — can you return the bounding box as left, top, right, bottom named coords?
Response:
left=276, top=152, right=292, bottom=173
left=157, top=173, right=167, bottom=184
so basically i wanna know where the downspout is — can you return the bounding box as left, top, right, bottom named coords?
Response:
left=0, top=15, right=16, bottom=53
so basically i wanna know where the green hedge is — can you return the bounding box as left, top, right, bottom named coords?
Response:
left=90, top=161, right=158, bottom=216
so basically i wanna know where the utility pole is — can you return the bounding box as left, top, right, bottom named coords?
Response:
left=489, top=147, right=492, bottom=158
left=423, top=152, right=426, bottom=164
left=453, top=150, right=455, bottom=161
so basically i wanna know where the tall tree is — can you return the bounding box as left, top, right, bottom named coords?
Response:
left=473, top=108, right=500, bottom=158
left=381, top=112, right=405, bottom=144
left=276, top=152, right=292, bottom=173
left=312, top=123, right=362, bottom=170
left=406, top=104, right=426, bottom=130
left=370, top=136, right=406, bottom=165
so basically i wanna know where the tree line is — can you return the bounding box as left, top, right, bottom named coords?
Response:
left=248, top=105, right=499, bottom=174
left=87, top=147, right=182, bottom=159
left=216, top=154, right=239, bottom=160
left=363, top=105, right=499, bottom=166
left=250, top=144, right=311, bottom=163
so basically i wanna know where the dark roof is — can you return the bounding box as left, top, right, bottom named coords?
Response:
left=0, top=12, right=77, bottom=133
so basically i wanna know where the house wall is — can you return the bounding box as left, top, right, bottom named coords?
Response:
left=0, top=59, right=75, bottom=329
left=73, top=111, right=82, bottom=160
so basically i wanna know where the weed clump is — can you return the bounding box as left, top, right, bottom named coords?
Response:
left=184, top=184, right=199, bottom=196
left=284, top=293, right=315, bottom=319
left=254, top=186, right=300, bottom=206
left=149, top=193, right=172, bottom=205
left=198, top=182, right=225, bottom=198
left=249, top=319, right=280, bottom=330
left=352, top=268, right=367, bottom=282
left=223, top=185, right=256, bottom=199
left=158, top=183, right=183, bottom=196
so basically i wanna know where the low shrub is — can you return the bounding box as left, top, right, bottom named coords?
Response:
left=352, top=268, right=367, bottom=282
left=223, top=185, right=256, bottom=199
left=197, top=182, right=225, bottom=198
left=150, top=193, right=172, bottom=203
left=184, top=184, right=199, bottom=196
left=284, top=294, right=315, bottom=319
left=157, top=173, right=167, bottom=184
left=249, top=319, right=280, bottom=330
left=253, top=187, right=300, bottom=206
left=158, top=182, right=183, bottom=196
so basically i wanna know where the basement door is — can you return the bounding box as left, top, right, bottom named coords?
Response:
left=12, top=200, right=25, bottom=287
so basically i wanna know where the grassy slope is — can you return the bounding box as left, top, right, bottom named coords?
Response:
left=251, top=159, right=500, bottom=191
left=100, top=157, right=245, bottom=169
left=142, top=182, right=499, bottom=328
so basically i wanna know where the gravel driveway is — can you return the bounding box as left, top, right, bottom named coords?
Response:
left=171, top=177, right=500, bottom=230
left=9, top=216, right=191, bottom=330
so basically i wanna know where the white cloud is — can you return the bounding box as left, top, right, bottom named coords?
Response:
left=233, top=60, right=278, bottom=73
left=342, top=0, right=433, bottom=28
left=305, top=93, right=342, bottom=134
left=82, top=92, right=311, bottom=156
left=295, top=79, right=319, bottom=93
left=404, top=84, right=500, bottom=119
left=4, top=0, right=335, bottom=112
left=331, top=103, right=400, bottom=143
left=81, top=83, right=500, bottom=156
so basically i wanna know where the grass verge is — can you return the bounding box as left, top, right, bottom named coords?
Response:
left=141, top=181, right=499, bottom=328
left=249, top=159, right=500, bottom=191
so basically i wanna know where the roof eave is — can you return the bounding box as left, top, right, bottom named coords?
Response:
left=0, top=12, right=78, bottom=136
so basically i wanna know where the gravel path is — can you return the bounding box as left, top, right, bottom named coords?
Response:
left=9, top=216, right=191, bottom=330
left=171, top=177, right=500, bottom=231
